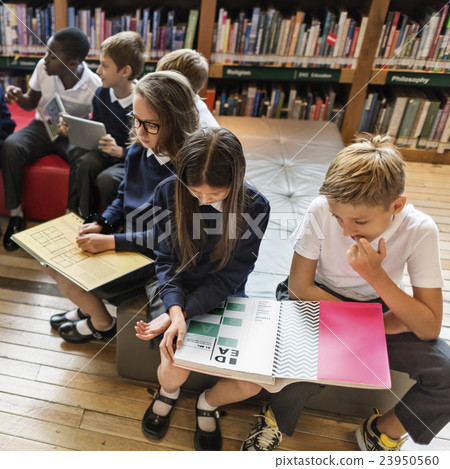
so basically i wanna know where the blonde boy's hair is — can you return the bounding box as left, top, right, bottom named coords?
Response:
left=100, top=31, right=145, bottom=80
left=319, top=134, right=405, bottom=208
left=156, top=48, right=209, bottom=93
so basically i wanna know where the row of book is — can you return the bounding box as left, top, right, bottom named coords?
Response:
left=0, top=4, right=199, bottom=60
left=373, top=6, right=450, bottom=71
left=0, top=3, right=55, bottom=55
left=69, top=7, right=199, bottom=59
left=211, top=7, right=368, bottom=69
left=358, top=87, right=450, bottom=153
left=207, top=83, right=345, bottom=129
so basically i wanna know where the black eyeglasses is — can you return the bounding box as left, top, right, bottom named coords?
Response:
left=127, top=112, right=160, bottom=135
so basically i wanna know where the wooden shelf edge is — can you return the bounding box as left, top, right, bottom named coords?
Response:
left=399, top=148, right=449, bottom=165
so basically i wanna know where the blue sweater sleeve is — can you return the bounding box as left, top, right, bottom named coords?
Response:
left=102, top=152, right=129, bottom=226
left=152, top=181, right=186, bottom=310
left=0, top=84, right=16, bottom=139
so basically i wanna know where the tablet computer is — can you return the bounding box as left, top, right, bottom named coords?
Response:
left=61, top=114, right=107, bottom=150
left=38, top=93, right=65, bottom=141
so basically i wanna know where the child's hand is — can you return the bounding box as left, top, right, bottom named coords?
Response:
left=76, top=233, right=115, bottom=253
left=160, top=308, right=186, bottom=361
left=57, top=115, right=69, bottom=137
left=347, top=237, right=386, bottom=281
left=4, top=85, right=22, bottom=103
left=78, top=222, right=102, bottom=236
left=135, top=314, right=172, bottom=341
left=98, top=134, right=124, bottom=158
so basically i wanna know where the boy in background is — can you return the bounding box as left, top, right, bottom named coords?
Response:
left=0, top=82, right=16, bottom=146
left=0, top=81, right=16, bottom=237
left=0, top=27, right=101, bottom=250
left=241, top=135, right=450, bottom=451
left=62, top=31, right=145, bottom=218
left=156, top=48, right=219, bottom=129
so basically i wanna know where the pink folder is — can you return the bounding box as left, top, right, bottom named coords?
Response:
left=318, top=301, right=391, bottom=388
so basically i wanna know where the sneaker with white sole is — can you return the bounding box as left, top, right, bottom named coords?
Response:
left=241, top=403, right=283, bottom=451
left=356, top=409, right=407, bottom=451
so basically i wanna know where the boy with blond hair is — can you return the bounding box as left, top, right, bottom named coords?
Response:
left=65, top=31, right=145, bottom=217
left=156, top=48, right=219, bottom=128
left=240, top=135, right=450, bottom=451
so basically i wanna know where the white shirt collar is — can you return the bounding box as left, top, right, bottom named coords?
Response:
left=199, top=200, right=224, bottom=212
left=109, top=87, right=134, bottom=108
left=147, top=148, right=171, bottom=165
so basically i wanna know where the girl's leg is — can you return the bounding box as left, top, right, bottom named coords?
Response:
left=205, top=378, right=262, bottom=407
left=41, top=265, right=113, bottom=330
left=194, top=379, right=262, bottom=450
left=142, top=350, right=190, bottom=441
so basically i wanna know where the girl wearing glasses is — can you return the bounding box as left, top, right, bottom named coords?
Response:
left=42, top=71, right=199, bottom=343
left=135, top=127, right=270, bottom=450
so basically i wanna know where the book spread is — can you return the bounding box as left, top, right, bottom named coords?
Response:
left=174, top=297, right=391, bottom=391
left=11, top=213, right=152, bottom=291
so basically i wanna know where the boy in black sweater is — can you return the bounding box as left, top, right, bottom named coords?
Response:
left=61, top=31, right=145, bottom=217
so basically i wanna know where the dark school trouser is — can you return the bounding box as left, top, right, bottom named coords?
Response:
left=73, top=150, right=124, bottom=218
left=269, top=310, right=450, bottom=446
left=0, top=119, right=83, bottom=211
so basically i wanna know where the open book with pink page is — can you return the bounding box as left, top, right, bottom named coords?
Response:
left=174, top=298, right=391, bottom=391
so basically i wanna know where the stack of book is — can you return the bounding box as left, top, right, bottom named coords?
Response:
left=0, top=3, right=55, bottom=55
left=211, top=7, right=369, bottom=69
left=208, top=83, right=345, bottom=128
left=69, top=7, right=199, bottom=59
left=373, top=6, right=450, bottom=71
left=357, top=87, right=450, bottom=153
left=0, top=4, right=199, bottom=60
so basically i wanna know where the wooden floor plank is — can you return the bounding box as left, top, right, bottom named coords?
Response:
left=0, top=342, right=117, bottom=377
left=0, top=432, right=68, bottom=451
left=1, top=161, right=449, bottom=452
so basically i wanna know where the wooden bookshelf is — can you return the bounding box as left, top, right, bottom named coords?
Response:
left=1, top=0, right=449, bottom=162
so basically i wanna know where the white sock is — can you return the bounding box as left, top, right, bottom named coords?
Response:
left=153, top=386, right=180, bottom=416
left=65, top=308, right=83, bottom=321
left=10, top=206, right=23, bottom=217
left=75, top=317, right=115, bottom=335
left=197, top=390, right=218, bottom=432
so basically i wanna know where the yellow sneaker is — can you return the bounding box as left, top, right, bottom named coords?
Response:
left=356, top=409, right=408, bottom=451
left=241, top=404, right=282, bottom=451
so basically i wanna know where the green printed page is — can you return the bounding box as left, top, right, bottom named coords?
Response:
left=174, top=297, right=280, bottom=383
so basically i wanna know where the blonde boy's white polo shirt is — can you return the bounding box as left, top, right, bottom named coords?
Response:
left=29, top=59, right=101, bottom=120
left=291, top=195, right=443, bottom=301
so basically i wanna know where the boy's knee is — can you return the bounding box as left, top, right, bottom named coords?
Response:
left=95, top=171, right=113, bottom=192
left=0, top=136, right=20, bottom=160
left=235, top=380, right=262, bottom=398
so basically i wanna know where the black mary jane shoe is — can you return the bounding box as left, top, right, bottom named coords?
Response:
left=3, top=216, right=26, bottom=251
left=194, top=399, right=223, bottom=451
left=58, top=317, right=116, bottom=344
left=141, top=388, right=178, bottom=441
left=50, top=308, right=87, bottom=331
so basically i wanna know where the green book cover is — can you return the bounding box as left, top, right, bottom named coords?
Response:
left=396, top=91, right=423, bottom=147
left=184, top=9, right=199, bottom=49
left=417, top=90, right=441, bottom=148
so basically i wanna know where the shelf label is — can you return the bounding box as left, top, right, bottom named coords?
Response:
left=387, top=72, right=449, bottom=87
left=222, top=66, right=340, bottom=82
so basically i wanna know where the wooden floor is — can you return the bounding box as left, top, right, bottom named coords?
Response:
left=0, top=161, right=450, bottom=452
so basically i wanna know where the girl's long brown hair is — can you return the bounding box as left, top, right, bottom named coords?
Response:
left=131, top=70, right=199, bottom=158
left=175, top=128, right=248, bottom=272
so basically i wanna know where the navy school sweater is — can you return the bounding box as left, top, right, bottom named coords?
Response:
left=151, top=175, right=271, bottom=319
left=102, top=144, right=176, bottom=254
left=92, top=86, right=131, bottom=157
